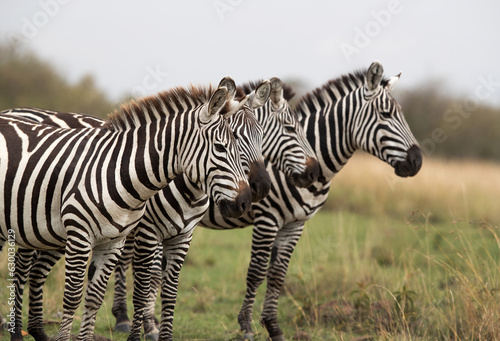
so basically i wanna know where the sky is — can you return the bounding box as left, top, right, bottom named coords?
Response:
left=1, top=0, right=499, bottom=106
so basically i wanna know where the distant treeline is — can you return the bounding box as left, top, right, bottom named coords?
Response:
left=398, top=84, right=500, bottom=161
left=1, top=42, right=499, bottom=161
left=0, top=42, right=114, bottom=118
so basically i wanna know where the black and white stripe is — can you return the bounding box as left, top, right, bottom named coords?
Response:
left=0, top=81, right=251, bottom=341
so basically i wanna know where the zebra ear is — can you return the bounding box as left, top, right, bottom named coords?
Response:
left=247, top=80, right=271, bottom=109
left=365, top=61, right=384, bottom=91
left=270, top=77, right=284, bottom=107
left=201, top=87, right=229, bottom=123
left=223, top=94, right=249, bottom=119
left=386, top=72, right=402, bottom=90
left=218, top=76, right=237, bottom=100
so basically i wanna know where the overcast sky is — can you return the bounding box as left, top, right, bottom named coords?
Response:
left=1, top=0, right=499, bottom=106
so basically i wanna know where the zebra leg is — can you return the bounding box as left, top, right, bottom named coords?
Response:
left=143, top=244, right=163, bottom=340
left=260, top=222, right=304, bottom=341
left=238, top=220, right=280, bottom=340
left=27, top=249, right=65, bottom=341
left=52, top=237, right=92, bottom=341
left=112, top=234, right=135, bottom=333
left=157, top=231, right=193, bottom=341
left=76, top=239, right=125, bottom=340
left=10, top=248, right=37, bottom=341
left=127, top=226, right=160, bottom=341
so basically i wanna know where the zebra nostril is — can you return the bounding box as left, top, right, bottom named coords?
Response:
left=408, top=145, right=423, bottom=172
left=251, top=182, right=258, bottom=193
left=240, top=201, right=247, bottom=213
left=308, top=171, right=315, bottom=181
left=305, top=157, right=320, bottom=184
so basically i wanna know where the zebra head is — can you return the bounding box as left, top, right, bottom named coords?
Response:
left=252, top=78, right=319, bottom=187
left=221, top=77, right=272, bottom=202
left=355, top=61, right=422, bottom=177
left=185, top=81, right=252, bottom=218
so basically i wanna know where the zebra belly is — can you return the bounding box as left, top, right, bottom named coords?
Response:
left=0, top=216, right=67, bottom=250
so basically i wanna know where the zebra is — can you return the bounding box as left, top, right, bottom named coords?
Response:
left=0, top=79, right=253, bottom=341
left=115, top=61, right=423, bottom=341
left=227, top=61, right=423, bottom=341
left=5, top=77, right=320, bottom=341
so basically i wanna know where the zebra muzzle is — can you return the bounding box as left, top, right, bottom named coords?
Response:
left=218, top=181, right=252, bottom=218
left=394, top=145, right=422, bottom=177
left=290, top=156, right=320, bottom=188
left=248, top=160, right=271, bottom=202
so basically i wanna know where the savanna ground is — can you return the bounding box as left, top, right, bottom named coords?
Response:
left=1, top=153, right=499, bottom=340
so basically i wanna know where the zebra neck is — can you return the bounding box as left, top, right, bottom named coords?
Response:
left=299, top=87, right=362, bottom=184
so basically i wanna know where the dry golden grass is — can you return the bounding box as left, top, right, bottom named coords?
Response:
left=326, top=152, right=500, bottom=225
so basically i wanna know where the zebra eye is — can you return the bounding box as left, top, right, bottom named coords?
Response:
left=284, top=125, right=295, bottom=133
left=214, top=143, right=225, bottom=153
left=232, top=132, right=239, bottom=140
left=380, top=111, right=391, bottom=119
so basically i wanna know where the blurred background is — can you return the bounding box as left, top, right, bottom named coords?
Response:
left=1, top=1, right=499, bottom=339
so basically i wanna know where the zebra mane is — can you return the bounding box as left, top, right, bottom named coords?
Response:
left=299, top=69, right=390, bottom=109
left=106, top=84, right=232, bottom=130
left=239, top=80, right=295, bottom=101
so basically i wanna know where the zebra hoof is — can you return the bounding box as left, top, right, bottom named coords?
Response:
left=10, top=334, right=24, bottom=341
left=243, top=333, right=254, bottom=341
left=269, top=335, right=285, bottom=341
left=113, top=321, right=131, bottom=333
left=145, top=332, right=159, bottom=341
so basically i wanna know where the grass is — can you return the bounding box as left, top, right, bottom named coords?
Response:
left=1, top=153, right=499, bottom=340
left=326, top=153, right=500, bottom=224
